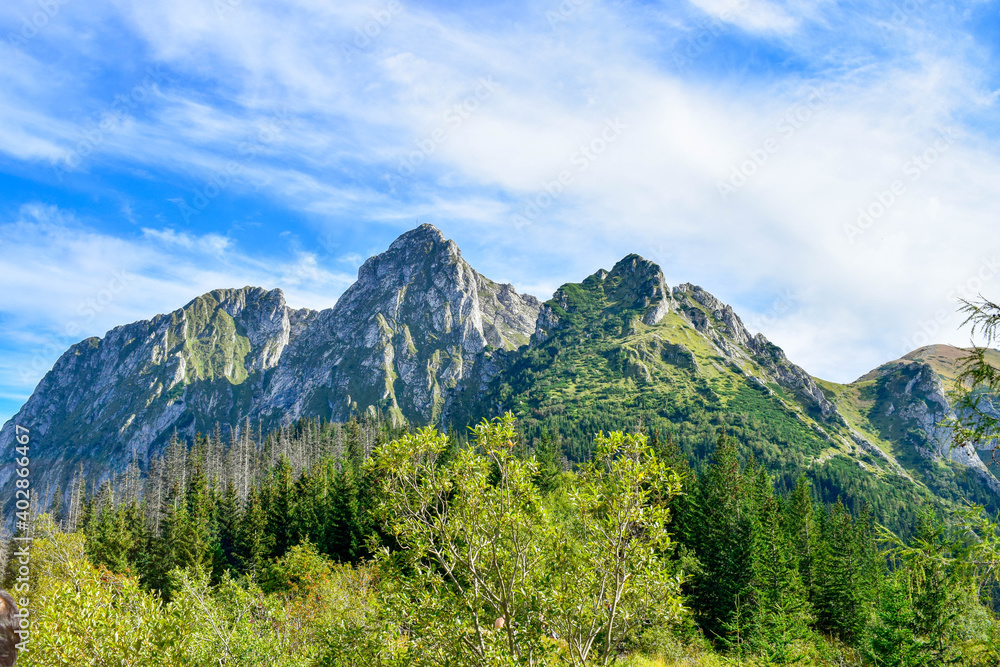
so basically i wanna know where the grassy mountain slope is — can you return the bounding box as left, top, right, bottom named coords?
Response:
left=814, top=344, right=1000, bottom=516
left=467, top=260, right=996, bottom=533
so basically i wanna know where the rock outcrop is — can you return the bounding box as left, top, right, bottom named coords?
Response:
left=0, top=224, right=540, bottom=503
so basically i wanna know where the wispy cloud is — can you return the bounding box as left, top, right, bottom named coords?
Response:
left=0, top=0, right=998, bottom=426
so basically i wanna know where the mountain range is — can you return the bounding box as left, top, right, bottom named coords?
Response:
left=2, top=224, right=997, bottom=526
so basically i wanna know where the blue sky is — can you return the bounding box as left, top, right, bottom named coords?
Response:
left=2, top=0, right=1000, bottom=425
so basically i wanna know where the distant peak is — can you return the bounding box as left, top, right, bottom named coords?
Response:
left=901, top=344, right=967, bottom=361
left=602, top=254, right=671, bottom=325
left=606, top=254, right=668, bottom=292
left=183, top=286, right=284, bottom=310
left=610, top=253, right=662, bottom=277
left=388, top=223, right=446, bottom=252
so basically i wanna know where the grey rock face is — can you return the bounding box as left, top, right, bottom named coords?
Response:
left=0, top=286, right=296, bottom=508
left=670, top=283, right=839, bottom=421
left=605, top=254, right=673, bottom=326
left=0, top=225, right=539, bottom=504
left=262, top=224, right=540, bottom=426
left=864, top=360, right=996, bottom=486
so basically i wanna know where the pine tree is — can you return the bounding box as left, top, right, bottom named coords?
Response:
left=264, top=456, right=293, bottom=557
left=786, top=474, right=817, bottom=598
left=326, top=462, right=362, bottom=562
left=748, top=493, right=811, bottom=662
left=217, top=483, right=242, bottom=572
left=47, top=485, right=64, bottom=530
left=236, top=487, right=272, bottom=576
left=866, top=573, right=926, bottom=666
left=346, top=417, right=363, bottom=469
left=534, top=430, right=562, bottom=493
left=680, top=433, right=756, bottom=641
left=289, top=468, right=320, bottom=546
left=85, top=492, right=141, bottom=574
left=182, top=462, right=215, bottom=572
left=813, top=501, right=878, bottom=645
left=144, top=482, right=183, bottom=592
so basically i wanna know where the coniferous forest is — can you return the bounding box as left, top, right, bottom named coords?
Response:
left=13, top=410, right=1000, bottom=666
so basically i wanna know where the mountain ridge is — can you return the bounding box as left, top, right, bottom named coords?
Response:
left=1, top=224, right=997, bottom=526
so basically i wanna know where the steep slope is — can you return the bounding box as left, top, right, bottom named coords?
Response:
left=0, top=287, right=299, bottom=496
left=464, top=256, right=994, bottom=530
left=0, top=224, right=539, bottom=505
left=815, top=344, right=1000, bottom=511
left=259, top=223, right=540, bottom=425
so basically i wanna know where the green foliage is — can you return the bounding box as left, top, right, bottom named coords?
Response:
left=812, top=502, right=879, bottom=644
left=748, top=492, right=812, bottom=663
left=235, top=487, right=271, bottom=576
left=32, top=412, right=1000, bottom=666
left=29, top=515, right=198, bottom=666
left=949, top=297, right=1000, bottom=450
left=85, top=500, right=145, bottom=575
left=869, top=506, right=1000, bottom=664
left=362, top=414, right=685, bottom=666
left=325, top=461, right=364, bottom=562
left=260, top=540, right=333, bottom=598
left=678, top=434, right=755, bottom=641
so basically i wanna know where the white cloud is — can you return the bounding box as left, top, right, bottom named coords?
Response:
left=687, top=0, right=801, bottom=35
left=0, top=0, right=998, bottom=398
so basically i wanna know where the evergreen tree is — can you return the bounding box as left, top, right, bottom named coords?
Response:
left=326, top=462, right=362, bottom=562
left=182, top=462, right=215, bottom=572
left=85, top=497, right=141, bottom=574
left=264, top=456, right=293, bottom=557
left=47, top=485, right=64, bottom=529
left=748, top=493, right=811, bottom=662
left=534, top=430, right=562, bottom=493
left=289, top=468, right=320, bottom=546
left=216, top=483, right=242, bottom=573
left=144, top=482, right=183, bottom=592
left=866, top=572, right=927, bottom=667
left=786, top=474, right=817, bottom=598
left=679, top=434, right=755, bottom=641
left=236, top=487, right=272, bottom=576
left=345, top=417, right=363, bottom=469
left=813, top=501, right=877, bottom=644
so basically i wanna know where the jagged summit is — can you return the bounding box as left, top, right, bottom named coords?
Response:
left=267, top=225, right=541, bottom=426
left=180, top=285, right=285, bottom=308
left=604, top=254, right=672, bottom=325
left=2, top=224, right=998, bottom=525
left=387, top=222, right=448, bottom=250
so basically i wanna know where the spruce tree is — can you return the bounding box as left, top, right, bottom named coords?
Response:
left=748, top=493, right=811, bottom=662
left=236, top=487, right=272, bottom=576
left=786, top=474, right=817, bottom=598
left=327, top=462, right=362, bottom=562
left=534, top=430, right=562, bottom=493
left=217, top=483, right=242, bottom=573
left=87, top=505, right=122, bottom=572
left=289, top=468, right=320, bottom=546
left=182, top=462, right=215, bottom=572
left=265, top=456, right=293, bottom=557
left=47, top=485, right=64, bottom=529
left=680, top=433, right=755, bottom=641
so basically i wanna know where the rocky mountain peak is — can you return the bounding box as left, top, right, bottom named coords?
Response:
left=263, top=225, right=541, bottom=426
left=605, top=254, right=672, bottom=325
left=671, top=283, right=752, bottom=347
left=387, top=222, right=447, bottom=250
